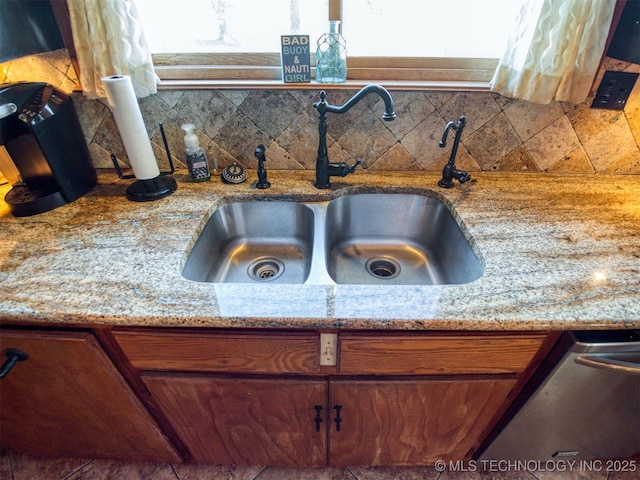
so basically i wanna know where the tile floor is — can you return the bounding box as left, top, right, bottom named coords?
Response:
left=2, top=451, right=638, bottom=480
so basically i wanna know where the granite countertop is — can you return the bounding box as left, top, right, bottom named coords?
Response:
left=1, top=170, right=639, bottom=331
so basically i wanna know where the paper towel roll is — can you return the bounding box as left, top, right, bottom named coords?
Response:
left=102, top=75, right=160, bottom=180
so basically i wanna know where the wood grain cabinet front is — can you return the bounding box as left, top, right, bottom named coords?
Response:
left=112, top=329, right=552, bottom=467
left=114, top=330, right=325, bottom=465
left=142, top=375, right=328, bottom=466
left=337, top=333, right=547, bottom=375
left=139, top=374, right=515, bottom=467
left=0, top=329, right=180, bottom=462
left=328, top=378, right=517, bottom=466
left=114, top=330, right=319, bottom=374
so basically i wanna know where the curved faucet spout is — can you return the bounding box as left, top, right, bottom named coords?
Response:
left=439, top=121, right=457, bottom=147
left=314, top=84, right=396, bottom=121
left=313, top=84, right=396, bottom=189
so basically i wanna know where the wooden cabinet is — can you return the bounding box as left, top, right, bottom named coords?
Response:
left=327, top=332, right=544, bottom=465
left=117, top=330, right=325, bottom=466
left=113, top=329, right=549, bottom=467
left=0, top=329, right=180, bottom=462
left=337, top=333, right=548, bottom=375
left=141, top=374, right=514, bottom=467
left=143, top=375, right=327, bottom=466
left=328, top=378, right=516, bottom=466
left=114, top=331, right=319, bottom=374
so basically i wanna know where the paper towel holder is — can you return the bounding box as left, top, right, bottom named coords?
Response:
left=110, top=122, right=177, bottom=202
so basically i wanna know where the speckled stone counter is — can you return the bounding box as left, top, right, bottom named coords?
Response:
left=1, top=170, right=639, bottom=331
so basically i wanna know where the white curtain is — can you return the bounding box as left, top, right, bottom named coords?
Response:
left=67, top=0, right=157, bottom=99
left=491, top=0, right=616, bottom=104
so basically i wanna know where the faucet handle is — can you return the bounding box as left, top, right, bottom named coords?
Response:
left=457, top=170, right=471, bottom=183
left=348, top=159, right=363, bottom=173
left=334, top=158, right=363, bottom=178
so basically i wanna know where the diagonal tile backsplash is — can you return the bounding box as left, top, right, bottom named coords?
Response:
left=2, top=50, right=639, bottom=176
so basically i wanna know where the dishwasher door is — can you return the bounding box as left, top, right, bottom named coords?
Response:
left=480, top=330, right=640, bottom=461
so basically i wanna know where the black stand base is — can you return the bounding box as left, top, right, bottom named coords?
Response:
left=125, top=176, right=177, bottom=202
left=4, top=184, right=66, bottom=217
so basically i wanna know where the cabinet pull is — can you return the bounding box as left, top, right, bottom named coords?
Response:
left=333, top=405, right=342, bottom=432
left=314, top=405, right=323, bottom=432
left=0, top=348, right=28, bottom=379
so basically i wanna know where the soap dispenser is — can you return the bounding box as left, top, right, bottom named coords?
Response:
left=181, top=124, right=211, bottom=182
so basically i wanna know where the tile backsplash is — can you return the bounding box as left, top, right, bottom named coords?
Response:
left=2, top=50, right=639, bottom=175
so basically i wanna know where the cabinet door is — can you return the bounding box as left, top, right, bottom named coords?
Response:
left=0, top=330, right=180, bottom=462
left=143, top=375, right=327, bottom=466
left=328, top=378, right=516, bottom=466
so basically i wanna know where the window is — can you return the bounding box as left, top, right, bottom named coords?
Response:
left=137, top=0, right=524, bottom=87
left=342, top=0, right=521, bottom=58
left=138, top=0, right=329, bottom=54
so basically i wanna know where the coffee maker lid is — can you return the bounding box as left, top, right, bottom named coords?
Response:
left=0, top=82, right=48, bottom=109
left=0, top=83, right=71, bottom=144
left=1, top=83, right=48, bottom=144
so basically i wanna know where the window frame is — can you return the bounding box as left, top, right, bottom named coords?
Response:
left=151, top=52, right=498, bottom=90
left=53, top=0, right=626, bottom=93
left=48, top=0, right=627, bottom=97
left=149, top=0, right=499, bottom=91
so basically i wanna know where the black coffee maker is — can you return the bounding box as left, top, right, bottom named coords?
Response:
left=0, top=82, right=96, bottom=217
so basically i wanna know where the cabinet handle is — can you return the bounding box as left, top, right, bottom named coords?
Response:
left=314, top=405, right=323, bottom=432
left=0, top=348, right=28, bottom=379
left=333, top=405, right=342, bottom=432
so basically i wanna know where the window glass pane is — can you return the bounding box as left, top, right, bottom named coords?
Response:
left=137, top=0, right=328, bottom=53
left=342, top=0, right=525, bottom=58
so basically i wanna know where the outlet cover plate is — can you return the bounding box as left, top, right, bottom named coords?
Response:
left=591, top=71, right=639, bottom=110
left=320, top=333, right=337, bottom=366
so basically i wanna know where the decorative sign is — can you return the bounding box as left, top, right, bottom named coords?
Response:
left=281, top=35, right=311, bottom=83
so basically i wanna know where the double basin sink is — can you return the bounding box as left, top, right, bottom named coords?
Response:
left=182, top=192, right=483, bottom=286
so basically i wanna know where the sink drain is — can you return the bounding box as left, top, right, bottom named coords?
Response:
left=366, top=257, right=401, bottom=280
left=248, top=257, right=285, bottom=281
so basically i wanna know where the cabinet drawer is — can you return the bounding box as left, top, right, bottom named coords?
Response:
left=338, top=334, right=546, bottom=375
left=113, top=331, right=319, bottom=374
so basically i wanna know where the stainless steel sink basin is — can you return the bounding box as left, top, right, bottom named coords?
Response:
left=182, top=201, right=315, bottom=284
left=182, top=192, right=483, bottom=285
left=324, top=193, right=483, bottom=285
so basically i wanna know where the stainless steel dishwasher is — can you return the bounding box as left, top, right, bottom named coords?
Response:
left=480, top=330, right=640, bottom=460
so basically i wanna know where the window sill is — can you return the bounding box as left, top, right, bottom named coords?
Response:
left=157, top=78, right=492, bottom=92
left=153, top=55, right=497, bottom=91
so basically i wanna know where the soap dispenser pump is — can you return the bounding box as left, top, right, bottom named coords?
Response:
left=181, top=123, right=211, bottom=182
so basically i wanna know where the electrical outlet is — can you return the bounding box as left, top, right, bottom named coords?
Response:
left=591, top=71, right=639, bottom=110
